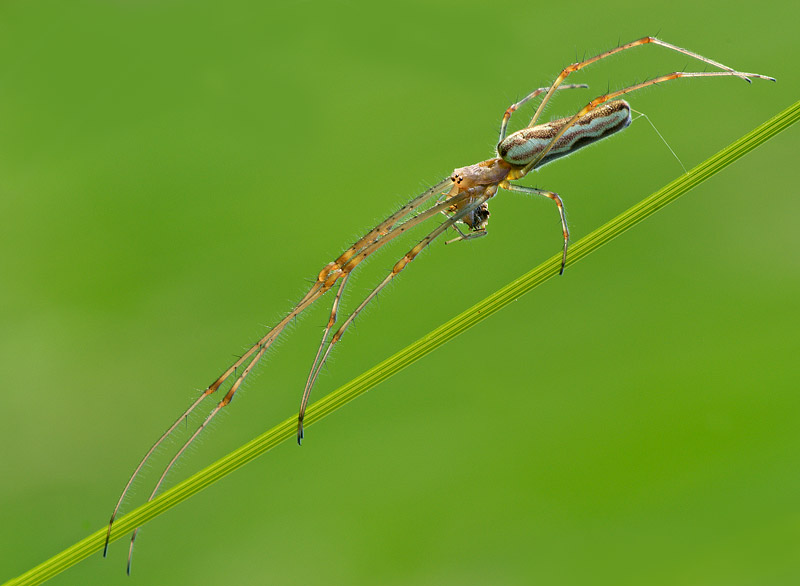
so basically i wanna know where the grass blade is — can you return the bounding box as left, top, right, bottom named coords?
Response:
left=5, top=99, right=798, bottom=586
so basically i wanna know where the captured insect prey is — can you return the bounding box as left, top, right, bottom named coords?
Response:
left=103, top=37, right=774, bottom=573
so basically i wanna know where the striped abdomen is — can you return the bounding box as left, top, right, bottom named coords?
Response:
left=498, top=100, right=631, bottom=167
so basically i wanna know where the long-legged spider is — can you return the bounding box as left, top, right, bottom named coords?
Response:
left=103, top=37, right=773, bottom=572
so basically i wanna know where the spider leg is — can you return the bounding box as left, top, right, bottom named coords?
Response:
left=500, top=182, right=569, bottom=274
left=298, top=274, right=349, bottom=444
left=104, top=279, right=326, bottom=557
left=498, top=83, right=589, bottom=144
left=124, top=283, right=327, bottom=573
left=527, top=37, right=773, bottom=130
left=445, top=229, right=487, bottom=244
left=334, top=178, right=454, bottom=267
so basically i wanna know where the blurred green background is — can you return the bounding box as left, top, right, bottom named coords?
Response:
left=1, top=1, right=797, bottom=584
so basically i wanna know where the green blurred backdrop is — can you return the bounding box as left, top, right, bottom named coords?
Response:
left=1, top=1, right=797, bottom=584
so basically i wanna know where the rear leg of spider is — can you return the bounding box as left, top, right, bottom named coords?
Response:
left=501, top=182, right=569, bottom=274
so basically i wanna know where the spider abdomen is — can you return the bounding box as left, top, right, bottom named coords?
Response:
left=498, top=99, right=632, bottom=167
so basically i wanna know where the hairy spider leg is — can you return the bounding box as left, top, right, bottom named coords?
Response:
left=500, top=183, right=570, bottom=273
left=498, top=83, right=589, bottom=144
left=526, top=37, right=767, bottom=132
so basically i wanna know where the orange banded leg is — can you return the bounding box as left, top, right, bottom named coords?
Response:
left=337, top=188, right=477, bottom=275
left=334, top=177, right=452, bottom=267
left=528, top=36, right=765, bottom=130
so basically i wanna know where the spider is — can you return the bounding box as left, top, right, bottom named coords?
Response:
left=103, top=37, right=773, bottom=573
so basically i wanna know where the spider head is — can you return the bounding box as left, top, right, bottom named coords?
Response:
left=450, top=158, right=512, bottom=190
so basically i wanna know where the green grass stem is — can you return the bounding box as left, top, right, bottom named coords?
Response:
left=5, top=99, right=798, bottom=586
